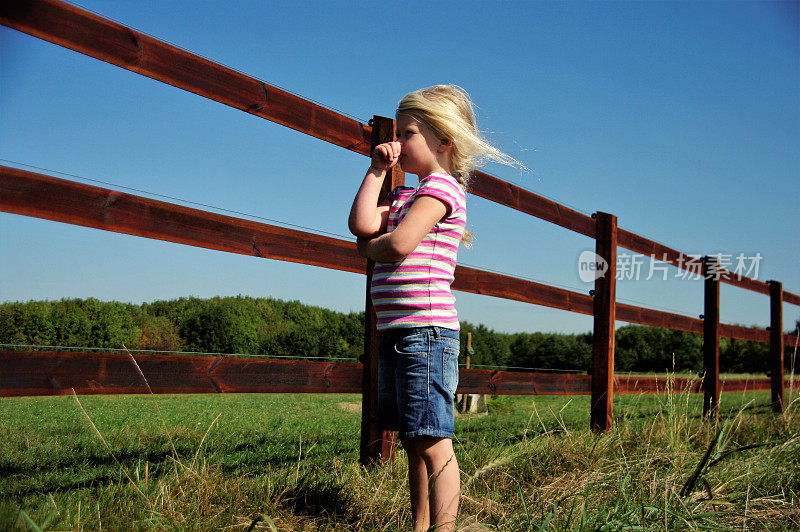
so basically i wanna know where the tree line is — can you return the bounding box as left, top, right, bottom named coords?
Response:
left=0, top=297, right=796, bottom=375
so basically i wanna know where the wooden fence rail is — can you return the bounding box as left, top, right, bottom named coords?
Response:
left=0, top=350, right=772, bottom=398
left=1, top=0, right=798, bottom=463
left=0, top=0, right=373, bottom=156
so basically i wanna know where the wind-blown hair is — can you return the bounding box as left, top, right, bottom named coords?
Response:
left=396, top=84, right=523, bottom=190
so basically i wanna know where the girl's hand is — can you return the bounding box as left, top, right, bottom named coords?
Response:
left=370, top=141, right=401, bottom=172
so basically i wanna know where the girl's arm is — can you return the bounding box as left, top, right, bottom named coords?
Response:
left=348, top=167, right=391, bottom=237
left=348, top=142, right=401, bottom=237
left=356, top=195, right=447, bottom=262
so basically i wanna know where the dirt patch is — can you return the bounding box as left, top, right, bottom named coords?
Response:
left=337, top=401, right=362, bottom=414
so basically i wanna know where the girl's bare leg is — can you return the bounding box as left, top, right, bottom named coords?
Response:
left=402, top=437, right=430, bottom=532
left=416, top=436, right=460, bottom=531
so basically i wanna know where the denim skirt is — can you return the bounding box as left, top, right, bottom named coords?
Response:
left=377, top=326, right=460, bottom=439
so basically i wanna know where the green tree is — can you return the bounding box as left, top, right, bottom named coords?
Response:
left=720, top=337, right=769, bottom=375
left=459, top=322, right=511, bottom=368
left=179, top=296, right=261, bottom=354
left=0, top=301, right=56, bottom=346
left=133, top=313, right=185, bottom=351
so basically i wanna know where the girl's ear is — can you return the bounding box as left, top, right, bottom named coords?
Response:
left=438, top=138, right=452, bottom=153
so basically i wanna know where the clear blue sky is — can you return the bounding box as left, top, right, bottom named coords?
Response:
left=1, top=0, right=798, bottom=335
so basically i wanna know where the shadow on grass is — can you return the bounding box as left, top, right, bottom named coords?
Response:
left=280, top=469, right=361, bottom=524
left=614, top=399, right=775, bottom=423
left=216, top=434, right=355, bottom=471
left=2, top=470, right=123, bottom=500
left=0, top=447, right=189, bottom=477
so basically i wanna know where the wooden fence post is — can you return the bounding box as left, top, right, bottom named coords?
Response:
left=460, top=332, right=472, bottom=412
left=769, top=280, right=784, bottom=412
left=359, top=115, right=404, bottom=466
left=702, top=256, right=720, bottom=420
left=591, top=211, right=617, bottom=432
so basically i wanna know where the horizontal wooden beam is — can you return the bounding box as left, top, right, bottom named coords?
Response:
left=613, top=374, right=770, bottom=394
left=1, top=351, right=771, bottom=398
left=468, top=170, right=596, bottom=238
left=459, top=368, right=592, bottom=395
left=0, top=350, right=363, bottom=396
left=616, top=303, right=793, bottom=344
left=616, top=228, right=798, bottom=301
left=784, top=291, right=800, bottom=307
left=617, top=303, right=702, bottom=334
left=0, top=0, right=372, bottom=155
left=453, top=265, right=594, bottom=315
left=0, top=165, right=366, bottom=274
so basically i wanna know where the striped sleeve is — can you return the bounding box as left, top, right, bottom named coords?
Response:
left=415, top=174, right=461, bottom=216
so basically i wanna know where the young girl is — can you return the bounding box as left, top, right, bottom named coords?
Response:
left=348, top=85, right=518, bottom=532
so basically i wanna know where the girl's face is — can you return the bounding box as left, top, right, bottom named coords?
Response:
left=395, top=114, right=448, bottom=178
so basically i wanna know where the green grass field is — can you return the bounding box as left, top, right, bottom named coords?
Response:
left=1, top=384, right=798, bottom=530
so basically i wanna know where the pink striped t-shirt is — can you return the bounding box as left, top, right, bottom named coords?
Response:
left=370, top=172, right=467, bottom=331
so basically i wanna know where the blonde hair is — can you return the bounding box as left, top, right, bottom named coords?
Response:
left=396, top=84, right=523, bottom=246
left=396, top=84, right=522, bottom=189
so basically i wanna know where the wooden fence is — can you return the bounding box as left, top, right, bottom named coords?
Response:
left=1, top=0, right=798, bottom=464
left=1, top=350, right=771, bottom=398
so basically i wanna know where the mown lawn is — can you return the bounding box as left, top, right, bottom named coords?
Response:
left=1, top=384, right=798, bottom=530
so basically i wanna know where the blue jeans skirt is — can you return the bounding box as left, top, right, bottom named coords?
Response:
left=377, top=326, right=460, bottom=439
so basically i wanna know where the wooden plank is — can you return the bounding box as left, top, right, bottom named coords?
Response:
left=617, top=232, right=767, bottom=293
left=1, top=351, right=772, bottom=398
left=0, top=350, right=363, bottom=397
left=457, top=369, right=591, bottom=395
left=452, top=265, right=594, bottom=315
left=614, top=375, right=702, bottom=394
left=0, top=165, right=366, bottom=274
left=617, top=228, right=771, bottom=296
left=468, top=170, right=596, bottom=238
left=457, top=372, right=747, bottom=396
left=769, top=281, right=784, bottom=412
left=617, top=304, right=774, bottom=343
left=784, top=291, right=800, bottom=307
left=614, top=375, right=770, bottom=394
left=786, top=332, right=800, bottom=350
left=359, top=116, right=401, bottom=466
left=591, top=212, right=617, bottom=432
left=0, top=0, right=372, bottom=155
left=719, top=323, right=769, bottom=343
left=616, top=229, right=695, bottom=275
left=703, top=256, right=721, bottom=419
left=719, top=378, right=772, bottom=392
left=722, top=273, right=771, bottom=295
left=207, top=358, right=363, bottom=393
left=616, top=304, right=703, bottom=334
left=465, top=183, right=783, bottom=301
